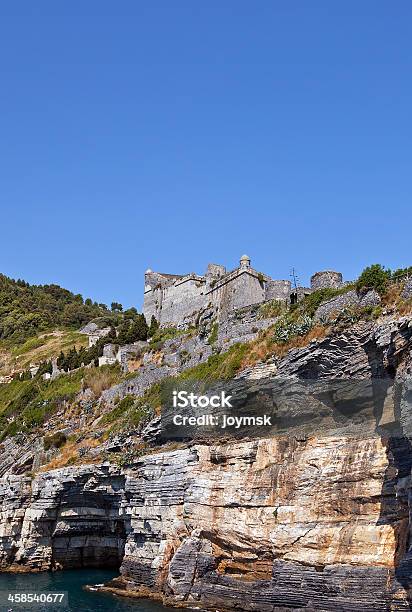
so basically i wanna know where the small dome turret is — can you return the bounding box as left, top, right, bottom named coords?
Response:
left=240, top=254, right=251, bottom=269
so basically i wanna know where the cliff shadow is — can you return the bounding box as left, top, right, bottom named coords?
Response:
left=51, top=473, right=127, bottom=571
left=364, top=336, right=412, bottom=607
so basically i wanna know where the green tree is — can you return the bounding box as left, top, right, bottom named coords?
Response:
left=124, top=307, right=138, bottom=319
left=117, top=320, right=131, bottom=345
left=0, top=273, right=109, bottom=342
left=108, top=326, right=117, bottom=340
left=128, top=314, right=148, bottom=343
left=111, top=302, right=123, bottom=312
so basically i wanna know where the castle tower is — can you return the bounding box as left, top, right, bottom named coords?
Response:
left=310, top=270, right=343, bottom=290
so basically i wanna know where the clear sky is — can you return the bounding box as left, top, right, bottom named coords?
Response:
left=0, top=2, right=411, bottom=309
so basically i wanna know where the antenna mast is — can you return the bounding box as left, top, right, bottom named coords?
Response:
left=290, top=268, right=299, bottom=291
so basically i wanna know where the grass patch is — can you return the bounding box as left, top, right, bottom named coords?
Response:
left=258, top=300, right=286, bottom=319
left=104, top=388, right=157, bottom=432
left=0, top=369, right=84, bottom=440
left=179, top=343, right=248, bottom=382
left=101, top=395, right=136, bottom=425
left=12, top=336, right=46, bottom=355
left=83, top=363, right=122, bottom=396
left=42, top=370, right=84, bottom=401
left=150, top=327, right=187, bottom=344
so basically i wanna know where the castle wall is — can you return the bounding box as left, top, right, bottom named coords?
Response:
left=143, top=272, right=174, bottom=323
left=209, top=271, right=266, bottom=320
left=143, top=260, right=345, bottom=328
left=157, top=277, right=206, bottom=326
left=144, top=274, right=207, bottom=327
left=143, top=288, right=160, bottom=323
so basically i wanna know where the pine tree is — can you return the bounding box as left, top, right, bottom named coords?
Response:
left=128, top=314, right=148, bottom=342
left=117, top=320, right=131, bottom=345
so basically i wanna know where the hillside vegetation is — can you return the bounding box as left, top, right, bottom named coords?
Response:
left=0, top=273, right=108, bottom=345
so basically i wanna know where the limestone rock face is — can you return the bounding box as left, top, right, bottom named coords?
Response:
left=402, top=278, right=412, bottom=300
left=0, top=465, right=127, bottom=571
left=314, top=289, right=381, bottom=322
left=0, top=436, right=409, bottom=610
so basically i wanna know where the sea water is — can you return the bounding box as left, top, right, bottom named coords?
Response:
left=0, top=569, right=179, bottom=611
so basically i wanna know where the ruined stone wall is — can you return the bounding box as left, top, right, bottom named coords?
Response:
left=205, top=263, right=226, bottom=281
left=265, top=279, right=291, bottom=303
left=314, top=289, right=381, bottom=322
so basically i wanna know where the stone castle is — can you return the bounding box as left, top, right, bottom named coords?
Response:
left=144, top=255, right=344, bottom=327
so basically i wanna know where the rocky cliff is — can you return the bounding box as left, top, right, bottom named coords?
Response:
left=2, top=311, right=412, bottom=610
left=0, top=433, right=409, bottom=611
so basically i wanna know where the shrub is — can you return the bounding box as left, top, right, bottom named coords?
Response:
left=391, top=266, right=412, bottom=281
left=272, top=314, right=313, bottom=344
left=356, top=264, right=391, bottom=295
left=179, top=349, right=190, bottom=364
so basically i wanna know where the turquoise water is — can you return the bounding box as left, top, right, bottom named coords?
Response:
left=0, top=569, right=179, bottom=611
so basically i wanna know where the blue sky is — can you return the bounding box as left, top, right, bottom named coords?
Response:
left=0, top=2, right=411, bottom=309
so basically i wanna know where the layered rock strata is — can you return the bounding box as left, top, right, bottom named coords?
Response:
left=0, top=434, right=410, bottom=610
